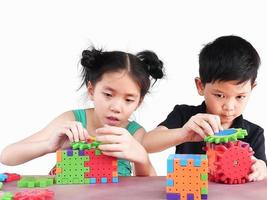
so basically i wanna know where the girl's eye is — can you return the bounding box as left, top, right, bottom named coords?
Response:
left=103, top=92, right=112, bottom=97
left=126, top=99, right=134, bottom=103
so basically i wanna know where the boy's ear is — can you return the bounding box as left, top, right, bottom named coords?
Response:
left=195, top=77, right=205, bottom=96
left=87, top=82, right=95, bottom=100
left=138, top=97, right=144, bottom=107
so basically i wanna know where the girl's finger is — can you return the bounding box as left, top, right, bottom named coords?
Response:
left=98, top=144, right=122, bottom=152
left=96, top=135, right=121, bottom=144
left=96, top=126, right=124, bottom=136
left=76, top=122, right=86, bottom=141
left=64, top=128, right=74, bottom=143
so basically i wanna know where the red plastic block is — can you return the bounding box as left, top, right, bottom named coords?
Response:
left=13, top=189, right=54, bottom=200
left=4, top=173, right=21, bottom=182
left=205, top=141, right=254, bottom=184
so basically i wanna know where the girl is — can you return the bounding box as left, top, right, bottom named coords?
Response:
left=0, top=47, right=164, bottom=176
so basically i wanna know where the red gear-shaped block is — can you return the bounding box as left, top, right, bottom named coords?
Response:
left=205, top=140, right=255, bottom=184
left=13, top=189, right=54, bottom=200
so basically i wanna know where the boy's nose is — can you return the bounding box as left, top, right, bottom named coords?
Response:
left=222, top=99, right=235, bottom=111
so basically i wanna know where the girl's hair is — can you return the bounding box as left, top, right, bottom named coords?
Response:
left=80, top=46, right=164, bottom=98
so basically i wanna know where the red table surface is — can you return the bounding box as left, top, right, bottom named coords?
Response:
left=2, top=176, right=267, bottom=200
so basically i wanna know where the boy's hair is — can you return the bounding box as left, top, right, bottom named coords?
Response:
left=199, top=35, right=261, bottom=85
left=80, top=46, right=164, bottom=98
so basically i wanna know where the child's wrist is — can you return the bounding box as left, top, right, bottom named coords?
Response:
left=176, top=128, right=190, bottom=143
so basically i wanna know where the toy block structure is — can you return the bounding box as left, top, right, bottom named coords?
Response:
left=204, top=128, right=254, bottom=184
left=166, top=154, right=208, bottom=200
left=55, top=137, right=118, bottom=184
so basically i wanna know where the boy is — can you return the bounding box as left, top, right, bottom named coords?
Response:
left=143, top=35, right=267, bottom=181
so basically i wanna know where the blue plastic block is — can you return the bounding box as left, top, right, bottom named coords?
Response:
left=166, top=179, right=174, bottom=186
left=101, top=177, right=107, bottom=183
left=112, top=177, right=119, bottom=183
left=89, top=178, right=96, bottom=184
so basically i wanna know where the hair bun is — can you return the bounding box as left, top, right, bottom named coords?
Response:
left=137, top=50, right=164, bottom=79
left=81, top=48, right=102, bottom=70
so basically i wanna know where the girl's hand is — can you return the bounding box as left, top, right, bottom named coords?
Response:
left=249, top=156, right=267, bottom=181
left=182, top=113, right=223, bottom=142
left=96, top=126, right=149, bottom=164
left=48, top=121, right=89, bottom=152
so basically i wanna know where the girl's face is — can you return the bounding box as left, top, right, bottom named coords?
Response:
left=195, top=78, right=254, bottom=128
left=89, top=70, right=142, bottom=128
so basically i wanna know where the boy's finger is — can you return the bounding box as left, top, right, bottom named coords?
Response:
left=189, top=123, right=207, bottom=138
left=194, top=119, right=213, bottom=136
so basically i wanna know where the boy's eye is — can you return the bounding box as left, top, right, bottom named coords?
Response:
left=237, top=95, right=246, bottom=100
left=214, top=94, right=224, bottom=98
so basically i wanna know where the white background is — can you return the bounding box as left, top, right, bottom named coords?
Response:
left=0, top=0, right=266, bottom=175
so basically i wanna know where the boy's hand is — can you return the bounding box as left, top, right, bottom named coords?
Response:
left=249, top=156, right=267, bottom=181
left=48, top=121, right=89, bottom=152
left=182, top=113, right=223, bottom=142
left=96, top=126, right=148, bottom=164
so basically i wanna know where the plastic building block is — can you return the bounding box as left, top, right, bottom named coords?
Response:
left=205, top=140, right=254, bottom=184
left=13, top=189, right=54, bottom=200
left=0, top=174, right=7, bottom=182
left=0, top=191, right=13, bottom=200
left=17, top=176, right=54, bottom=188
left=166, top=154, right=208, bottom=200
left=205, top=128, right=247, bottom=143
left=4, top=173, right=21, bottom=182
left=56, top=138, right=118, bottom=184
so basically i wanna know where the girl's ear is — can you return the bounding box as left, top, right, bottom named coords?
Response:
left=251, top=81, right=257, bottom=90
left=87, top=82, right=95, bottom=100
left=195, top=77, right=205, bottom=96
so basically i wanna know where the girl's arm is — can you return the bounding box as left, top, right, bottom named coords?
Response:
left=0, top=111, right=88, bottom=165
left=96, top=126, right=156, bottom=176
left=132, top=128, right=156, bottom=176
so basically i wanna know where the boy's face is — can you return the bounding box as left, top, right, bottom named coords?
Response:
left=88, top=70, right=142, bottom=128
left=195, top=78, right=255, bottom=128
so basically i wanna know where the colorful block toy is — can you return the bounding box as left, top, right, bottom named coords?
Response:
left=166, top=154, right=208, bottom=200
left=204, top=128, right=254, bottom=184
left=55, top=138, right=118, bottom=184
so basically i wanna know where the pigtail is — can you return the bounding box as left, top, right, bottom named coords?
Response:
left=80, top=47, right=102, bottom=88
left=137, top=50, right=164, bottom=80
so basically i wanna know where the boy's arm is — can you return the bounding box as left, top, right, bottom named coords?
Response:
left=143, top=113, right=221, bottom=153
left=142, top=126, right=189, bottom=153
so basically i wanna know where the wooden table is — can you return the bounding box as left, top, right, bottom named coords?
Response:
left=2, top=176, right=267, bottom=199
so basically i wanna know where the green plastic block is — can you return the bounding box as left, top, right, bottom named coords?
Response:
left=201, top=187, right=208, bottom=194
left=17, top=176, right=54, bottom=188
left=200, top=173, right=208, bottom=181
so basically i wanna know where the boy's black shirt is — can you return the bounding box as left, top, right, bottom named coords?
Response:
left=159, top=102, right=267, bottom=163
